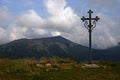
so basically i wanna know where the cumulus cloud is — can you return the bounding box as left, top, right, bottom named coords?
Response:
left=91, top=13, right=118, bottom=49
left=43, top=0, right=86, bottom=44
left=44, top=0, right=80, bottom=32
left=0, top=0, right=120, bottom=49
left=0, top=6, right=11, bottom=44
left=15, top=10, right=45, bottom=28
left=0, top=6, right=9, bottom=25
left=0, top=27, right=10, bottom=44
left=82, top=0, right=120, bottom=15
left=44, top=0, right=67, bottom=16
left=8, top=24, right=48, bottom=40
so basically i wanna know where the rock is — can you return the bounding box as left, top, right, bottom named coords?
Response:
left=45, top=63, right=52, bottom=67
left=36, top=64, right=44, bottom=68
left=53, top=67, right=59, bottom=70
left=82, top=64, right=100, bottom=68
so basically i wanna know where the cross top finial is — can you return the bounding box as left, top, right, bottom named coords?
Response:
left=87, top=9, right=93, bottom=14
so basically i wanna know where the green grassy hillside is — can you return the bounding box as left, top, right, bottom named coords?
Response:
left=0, top=58, right=120, bottom=80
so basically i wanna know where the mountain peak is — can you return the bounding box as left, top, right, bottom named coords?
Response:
left=39, top=36, right=66, bottom=40
left=33, top=36, right=73, bottom=44
left=53, top=35, right=62, bottom=38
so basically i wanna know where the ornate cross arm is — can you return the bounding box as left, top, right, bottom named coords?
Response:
left=81, top=9, right=100, bottom=31
left=81, top=17, right=99, bottom=22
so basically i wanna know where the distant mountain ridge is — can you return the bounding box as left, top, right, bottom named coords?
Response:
left=0, top=36, right=120, bottom=62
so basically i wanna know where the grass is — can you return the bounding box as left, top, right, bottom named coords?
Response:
left=0, top=58, right=120, bottom=80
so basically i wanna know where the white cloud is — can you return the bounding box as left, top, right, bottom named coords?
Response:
left=15, top=10, right=45, bottom=28
left=92, top=13, right=118, bottom=49
left=82, top=0, right=120, bottom=15
left=0, top=27, right=10, bottom=44
left=43, top=0, right=87, bottom=45
left=44, top=0, right=67, bottom=16
left=44, top=0, right=82, bottom=34
left=52, top=31, right=61, bottom=36
left=0, top=6, right=9, bottom=24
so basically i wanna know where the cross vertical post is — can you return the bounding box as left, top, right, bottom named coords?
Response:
left=81, top=9, right=100, bottom=64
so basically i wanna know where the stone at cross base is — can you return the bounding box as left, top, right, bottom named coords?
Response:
left=82, top=64, right=100, bottom=68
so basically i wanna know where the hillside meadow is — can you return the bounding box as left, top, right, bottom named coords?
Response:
left=0, top=57, right=120, bottom=80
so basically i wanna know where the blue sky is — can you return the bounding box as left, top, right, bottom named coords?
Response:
left=0, top=0, right=46, bottom=17
left=0, top=0, right=120, bottom=49
left=0, top=0, right=86, bottom=18
left=0, top=0, right=119, bottom=18
left=1, top=0, right=118, bottom=17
